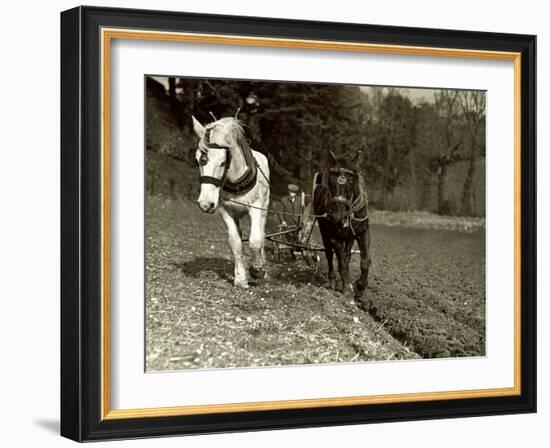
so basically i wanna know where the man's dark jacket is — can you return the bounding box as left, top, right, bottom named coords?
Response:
left=277, top=195, right=303, bottom=228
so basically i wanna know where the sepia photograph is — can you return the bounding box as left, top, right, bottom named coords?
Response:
left=57, top=4, right=538, bottom=442
left=145, top=75, right=486, bottom=372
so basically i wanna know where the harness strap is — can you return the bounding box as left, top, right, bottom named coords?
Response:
left=198, top=144, right=258, bottom=194
left=223, top=167, right=257, bottom=194
left=329, top=167, right=355, bottom=175
left=199, top=176, right=224, bottom=188
left=221, top=145, right=257, bottom=194
left=331, top=195, right=352, bottom=207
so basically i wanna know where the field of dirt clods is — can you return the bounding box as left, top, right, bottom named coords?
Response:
left=145, top=195, right=485, bottom=371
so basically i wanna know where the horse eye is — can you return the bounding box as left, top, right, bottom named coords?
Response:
left=199, top=154, right=208, bottom=166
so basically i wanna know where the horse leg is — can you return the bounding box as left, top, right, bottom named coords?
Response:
left=219, top=207, right=248, bottom=288
left=335, top=239, right=354, bottom=294
left=235, top=216, right=243, bottom=240
left=259, top=211, right=268, bottom=266
left=259, top=211, right=269, bottom=278
left=319, top=221, right=335, bottom=288
left=354, top=227, right=371, bottom=297
left=325, top=244, right=336, bottom=289
left=248, top=208, right=266, bottom=280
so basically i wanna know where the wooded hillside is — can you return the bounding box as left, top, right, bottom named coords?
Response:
left=146, top=76, right=486, bottom=216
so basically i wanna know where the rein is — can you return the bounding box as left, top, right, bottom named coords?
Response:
left=218, top=158, right=327, bottom=218
left=223, top=197, right=328, bottom=219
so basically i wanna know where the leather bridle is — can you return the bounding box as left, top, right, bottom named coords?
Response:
left=198, top=145, right=232, bottom=189
left=327, top=167, right=356, bottom=209
left=197, top=125, right=259, bottom=195
left=323, top=166, right=369, bottom=232
left=198, top=127, right=232, bottom=189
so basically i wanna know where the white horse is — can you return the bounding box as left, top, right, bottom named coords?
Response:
left=192, top=115, right=270, bottom=288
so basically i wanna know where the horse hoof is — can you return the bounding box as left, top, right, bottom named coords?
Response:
left=328, top=278, right=336, bottom=290
left=249, top=266, right=266, bottom=280
left=234, top=280, right=249, bottom=289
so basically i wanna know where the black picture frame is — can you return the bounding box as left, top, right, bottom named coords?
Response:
left=61, top=5, right=536, bottom=442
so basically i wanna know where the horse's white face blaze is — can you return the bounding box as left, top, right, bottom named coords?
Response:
left=195, top=147, right=226, bottom=213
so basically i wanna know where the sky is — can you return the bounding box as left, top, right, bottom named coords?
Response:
left=360, top=85, right=436, bottom=104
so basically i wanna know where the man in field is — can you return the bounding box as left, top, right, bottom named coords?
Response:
left=278, top=184, right=303, bottom=228
left=276, top=184, right=303, bottom=260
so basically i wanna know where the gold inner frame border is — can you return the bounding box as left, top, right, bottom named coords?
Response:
left=100, top=27, right=522, bottom=421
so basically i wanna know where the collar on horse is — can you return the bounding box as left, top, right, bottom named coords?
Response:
left=199, top=129, right=258, bottom=194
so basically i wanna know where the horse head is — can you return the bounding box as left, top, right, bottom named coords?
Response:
left=325, top=149, right=364, bottom=228
left=192, top=116, right=245, bottom=213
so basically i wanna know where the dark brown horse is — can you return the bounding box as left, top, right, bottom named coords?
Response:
left=313, top=150, right=371, bottom=297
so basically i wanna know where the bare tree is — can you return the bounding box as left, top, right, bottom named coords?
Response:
left=430, top=91, right=463, bottom=215
left=458, top=91, right=486, bottom=216
left=368, top=89, right=416, bottom=208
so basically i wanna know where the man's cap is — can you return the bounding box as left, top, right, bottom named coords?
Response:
left=287, top=184, right=299, bottom=193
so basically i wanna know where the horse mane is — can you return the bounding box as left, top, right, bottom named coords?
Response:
left=228, top=119, right=251, bottom=152
left=200, top=117, right=251, bottom=152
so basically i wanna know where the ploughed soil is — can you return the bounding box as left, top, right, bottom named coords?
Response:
left=145, top=196, right=485, bottom=371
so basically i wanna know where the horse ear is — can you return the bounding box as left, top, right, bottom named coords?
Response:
left=191, top=116, right=205, bottom=138
left=329, top=150, right=337, bottom=165
left=353, top=150, right=364, bottom=165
